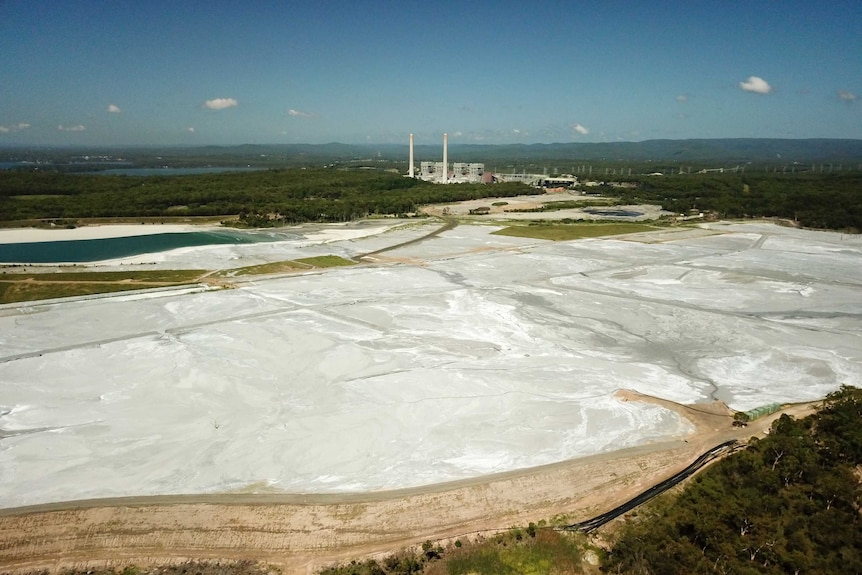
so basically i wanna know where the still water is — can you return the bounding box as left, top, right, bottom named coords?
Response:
left=0, top=230, right=293, bottom=263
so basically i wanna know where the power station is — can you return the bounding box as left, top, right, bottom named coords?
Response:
left=406, top=133, right=578, bottom=188
left=408, top=133, right=485, bottom=184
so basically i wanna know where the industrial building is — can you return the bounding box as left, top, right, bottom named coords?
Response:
left=408, top=133, right=485, bottom=184
left=407, top=133, right=576, bottom=188
left=494, top=173, right=578, bottom=188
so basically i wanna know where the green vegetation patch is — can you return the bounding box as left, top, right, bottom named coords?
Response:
left=0, top=282, right=15, bottom=302
left=220, top=260, right=311, bottom=277
left=3, top=166, right=862, bottom=231
left=318, top=526, right=586, bottom=575
left=0, top=269, right=206, bottom=282
left=0, top=269, right=206, bottom=304
left=504, top=199, right=612, bottom=213
left=492, top=222, right=657, bottom=241
left=0, top=169, right=536, bottom=226
left=0, top=254, right=359, bottom=304
left=444, top=529, right=583, bottom=575
left=9, top=194, right=67, bottom=200
left=0, top=280, right=162, bottom=303
left=294, top=255, right=356, bottom=268
left=613, top=172, right=862, bottom=231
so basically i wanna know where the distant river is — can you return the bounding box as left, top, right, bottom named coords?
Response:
left=0, top=230, right=296, bottom=264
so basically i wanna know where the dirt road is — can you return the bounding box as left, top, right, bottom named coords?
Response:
left=0, top=393, right=814, bottom=575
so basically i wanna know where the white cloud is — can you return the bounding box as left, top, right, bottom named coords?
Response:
left=452, top=131, right=463, bottom=137
left=0, top=122, right=30, bottom=133
left=187, top=127, right=196, bottom=133
left=204, top=98, right=238, bottom=110
left=739, top=76, right=772, bottom=94
left=288, top=108, right=317, bottom=118
left=676, top=94, right=689, bottom=103
left=571, top=123, right=590, bottom=135
left=838, top=90, right=857, bottom=102
left=107, top=104, right=121, bottom=113
left=58, top=124, right=86, bottom=132
left=512, top=128, right=521, bottom=134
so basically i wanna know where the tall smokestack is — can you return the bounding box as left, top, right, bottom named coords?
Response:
left=443, top=132, right=448, bottom=182
left=409, top=133, right=414, bottom=178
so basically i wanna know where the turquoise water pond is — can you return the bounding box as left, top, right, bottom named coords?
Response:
left=0, top=230, right=292, bottom=263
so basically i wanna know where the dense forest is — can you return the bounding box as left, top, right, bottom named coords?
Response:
left=614, top=172, right=862, bottom=230
left=0, top=169, right=534, bottom=225
left=604, top=386, right=862, bottom=574
left=0, top=168, right=860, bottom=231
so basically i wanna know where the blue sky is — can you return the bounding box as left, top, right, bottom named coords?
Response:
left=1, top=0, right=860, bottom=146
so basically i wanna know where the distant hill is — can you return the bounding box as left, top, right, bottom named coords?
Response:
left=3, top=139, right=862, bottom=168
left=165, top=139, right=862, bottom=163
left=428, top=139, right=862, bottom=164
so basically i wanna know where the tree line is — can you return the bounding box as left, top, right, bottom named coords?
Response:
left=612, top=172, right=862, bottom=230
left=1, top=168, right=861, bottom=231
left=0, top=169, right=534, bottom=224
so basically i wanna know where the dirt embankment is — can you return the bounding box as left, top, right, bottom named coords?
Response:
left=0, top=394, right=815, bottom=575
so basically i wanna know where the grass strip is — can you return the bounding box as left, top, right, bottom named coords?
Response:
left=0, top=281, right=180, bottom=304
left=0, top=269, right=206, bottom=304
left=0, top=255, right=356, bottom=303
left=217, top=260, right=311, bottom=277
left=0, top=269, right=206, bottom=282
left=294, top=255, right=356, bottom=268
left=492, top=222, right=658, bottom=241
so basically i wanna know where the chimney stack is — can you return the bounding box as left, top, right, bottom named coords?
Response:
left=443, top=132, right=448, bottom=182
left=409, top=133, right=414, bottom=178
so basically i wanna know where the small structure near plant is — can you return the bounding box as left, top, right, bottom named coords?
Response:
left=733, top=402, right=783, bottom=426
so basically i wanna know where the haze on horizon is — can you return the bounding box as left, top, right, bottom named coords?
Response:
left=1, top=0, right=860, bottom=147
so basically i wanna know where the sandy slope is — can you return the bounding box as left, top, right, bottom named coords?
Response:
left=0, top=395, right=815, bottom=575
